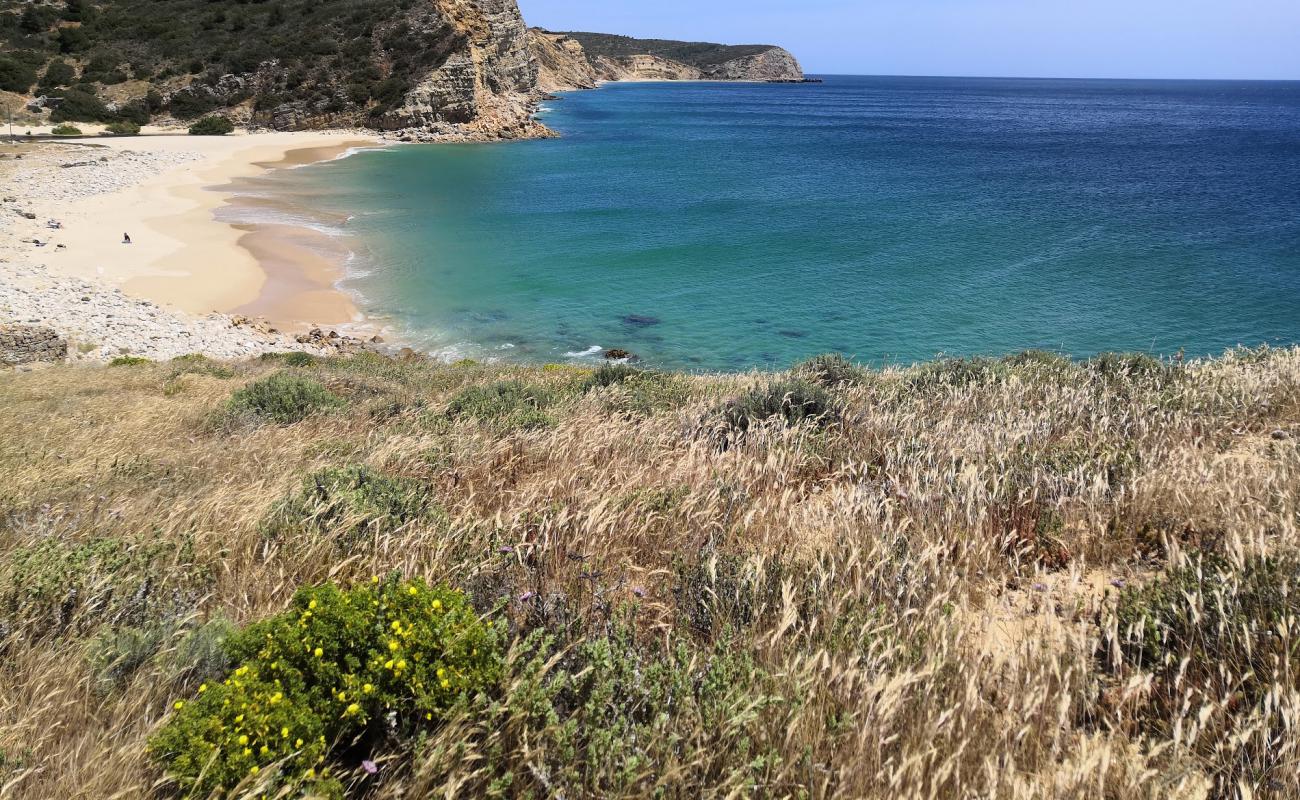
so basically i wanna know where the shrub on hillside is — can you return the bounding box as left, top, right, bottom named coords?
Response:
left=261, top=465, right=444, bottom=548
left=39, top=59, right=76, bottom=89
left=50, top=87, right=112, bottom=122
left=0, top=55, right=38, bottom=93
left=227, top=372, right=342, bottom=424
left=108, top=355, right=149, bottom=366
left=1088, top=351, right=1176, bottom=382
left=0, top=535, right=209, bottom=645
left=50, top=123, right=83, bottom=136
left=187, top=114, right=234, bottom=135
left=905, top=356, right=1005, bottom=391
left=583, top=363, right=642, bottom=391
left=167, top=353, right=234, bottom=379
left=447, top=380, right=558, bottom=431
left=1107, top=553, right=1300, bottom=797
left=717, top=379, right=838, bottom=437
left=794, top=352, right=868, bottom=388
left=261, top=350, right=317, bottom=367
left=148, top=579, right=503, bottom=798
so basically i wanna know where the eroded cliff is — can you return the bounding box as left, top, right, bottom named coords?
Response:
left=530, top=29, right=805, bottom=91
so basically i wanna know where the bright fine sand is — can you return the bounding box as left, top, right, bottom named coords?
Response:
left=29, top=131, right=376, bottom=327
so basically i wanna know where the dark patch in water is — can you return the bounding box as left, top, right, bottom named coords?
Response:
left=622, top=314, right=661, bottom=327
left=778, top=330, right=808, bottom=339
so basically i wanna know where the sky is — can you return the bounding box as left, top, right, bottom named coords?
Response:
left=518, top=0, right=1300, bottom=80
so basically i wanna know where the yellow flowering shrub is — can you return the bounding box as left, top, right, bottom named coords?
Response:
left=148, top=578, right=503, bottom=797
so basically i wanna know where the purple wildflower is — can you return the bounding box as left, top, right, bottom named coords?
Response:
left=498, top=546, right=514, bottom=554
left=361, top=760, right=378, bottom=775
left=1032, top=582, right=1048, bottom=592
left=632, top=586, right=646, bottom=598
left=518, top=590, right=536, bottom=602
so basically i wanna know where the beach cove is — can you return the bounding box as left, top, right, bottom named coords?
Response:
left=0, top=130, right=381, bottom=361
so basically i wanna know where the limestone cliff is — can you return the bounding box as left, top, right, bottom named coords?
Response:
left=530, top=29, right=805, bottom=91
left=380, top=0, right=548, bottom=139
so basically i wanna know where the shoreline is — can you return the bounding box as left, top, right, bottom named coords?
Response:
left=1, top=130, right=390, bottom=361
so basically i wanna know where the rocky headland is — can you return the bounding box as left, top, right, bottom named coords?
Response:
left=529, top=30, right=806, bottom=92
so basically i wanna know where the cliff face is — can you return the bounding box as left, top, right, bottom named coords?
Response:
left=379, top=0, right=548, bottom=139
left=530, top=30, right=805, bottom=90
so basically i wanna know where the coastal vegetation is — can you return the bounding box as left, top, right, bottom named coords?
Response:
left=1, top=346, right=1296, bottom=797
left=187, top=114, right=234, bottom=136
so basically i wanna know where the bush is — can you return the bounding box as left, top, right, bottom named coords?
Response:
left=1088, top=351, right=1175, bottom=382
left=447, top=381, right=557, bottom=431
left=187, top=114, right=234, bottom=135
left=50, top=87, right=112, bottom=122
left=905, top=356, right=1005, bottom=391
left=1108, top=553, right=1300, bottom=797
left=261, top=350, right=316, bottom=367
left=149, top=579, right=503, bottom=798
left=717, top=379, right=838, bottom=437
left=50, top=123, right=82, bottom=137
left=167, top=353, right=234, bottom=378
left=227, top=372, right=343, bottom=424
left=794, top=353, right=868, bottom=388
left=0, top=535, right=209, bottom=645
left=39, top=59, right=76, bottom=89
left=583, top=363, right=642, bottom=391
left=0, top=55, right=38, bottom=94
left=261, top=465, right=443, bottom=548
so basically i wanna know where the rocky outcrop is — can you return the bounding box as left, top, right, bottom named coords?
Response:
left=702, top=47, right=803, bottom=81
left=0, top=325, right=67, bottom=367
left=529, top=29, right=804, bottom=87
left=380, top=0, right=549, bottom=140
left=530, top=30, right=600, bottom=92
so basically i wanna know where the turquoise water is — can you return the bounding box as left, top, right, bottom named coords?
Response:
left=279, top=76, right=1300, bottom=370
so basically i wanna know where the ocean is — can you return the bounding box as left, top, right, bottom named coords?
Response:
left=263, top=76, right=1300, bottom=371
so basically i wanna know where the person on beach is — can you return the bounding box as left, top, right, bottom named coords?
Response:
left=122, top=232, right=131, bottom=244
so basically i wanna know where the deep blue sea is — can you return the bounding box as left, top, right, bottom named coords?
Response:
left=275, top=76, right=1300, bottom=371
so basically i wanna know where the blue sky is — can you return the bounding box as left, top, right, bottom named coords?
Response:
left=518, top=0, right=1300, bottom=80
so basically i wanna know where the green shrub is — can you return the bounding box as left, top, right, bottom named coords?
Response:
left=108, top=355, right=149, bottom=366
left=39, top=59, right=76, bottom=89
left=149, top=579, right=504, bottom=798
left=447, top=380, right=557, bottom=431
left=260, top=350, right=318, bottom=368
left=905, top=357, right=1005, bottom=391
left=1108, top=553, right=1300, bottom=797
left=50, top=87, right=112, bottom=122
left=103, top=120, right=140, bottom=136
left=227, top=372, right=342, bottom=424
left=0, top=57, right=35, bottom=94
left=187, top=114, right=234, bottom=135
left=261, top=465, right=443, bottom=548
left=167, top=353, right=234, bottom=379
left=717, top=379, right=837, bottom=437
left=50, top=123, right=83, bottom=137
left=583, top=363, right=641, bottom=391
left=1088, top=351, right=1176, bottom=383
left=1001, top=349, right=1074, bottom=370
left=795, top=353, right=868, bottom=388
left=0, top=535, right=209, bottom=645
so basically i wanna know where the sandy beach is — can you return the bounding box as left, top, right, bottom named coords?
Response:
left=1, top=129, right=384, bottom=361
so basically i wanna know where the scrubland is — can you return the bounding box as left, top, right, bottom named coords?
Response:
left=0, top=347, right=1296, bottom=799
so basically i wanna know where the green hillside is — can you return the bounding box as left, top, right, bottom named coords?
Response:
left=0, top=0, right=455, bottom=124
left=558, top=31, right=778, bottom=69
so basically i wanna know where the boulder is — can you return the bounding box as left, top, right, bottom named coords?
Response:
left=0, top=325, right=68, bottom=367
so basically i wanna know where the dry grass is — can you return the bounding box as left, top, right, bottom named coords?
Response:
left=0, top=347, right=1297, bottom=799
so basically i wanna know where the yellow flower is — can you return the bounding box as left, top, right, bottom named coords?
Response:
left=235, top=714, right=244, bottom=723
left=308, top=599, right=317, bottom=609
left=250, top=765, right=260, bottom=776
left=305, top=768, right=315, bottom=779
left=363, top=683, right=374, bottom=694
left=295, top=738, right=304, bottom=747
left=384, top=659, right=394, bottom=670
left=409, top=586, right=419, bottom=596
left=198, top=684, right=207, bottom=693
left=238, top=735, right=249, bottom=745
left=281, top=727, right=290, bottom=738
left=391, top=620, right=402, bottom=631
left=173, top=701, right=185, bottom=710
left=388, top=640, right=399, bottom=652
left=396, top=659, right=406, bottom=670
left=338, top=692, right=346, bottom=702
left=314, top=647, right=324, bottom=658
left=440, top=679, right=450, bottom=689
left=346, top=703, right=360, bottom=716
left=243, top=747, right=252, bottom=756
left=436, top=668, right=446, bottom=678
left=371, top=576, right=379, bottom=584
left=432, top=599, right=442, bottom=611
left=259, top=745, right=269, bottom=756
